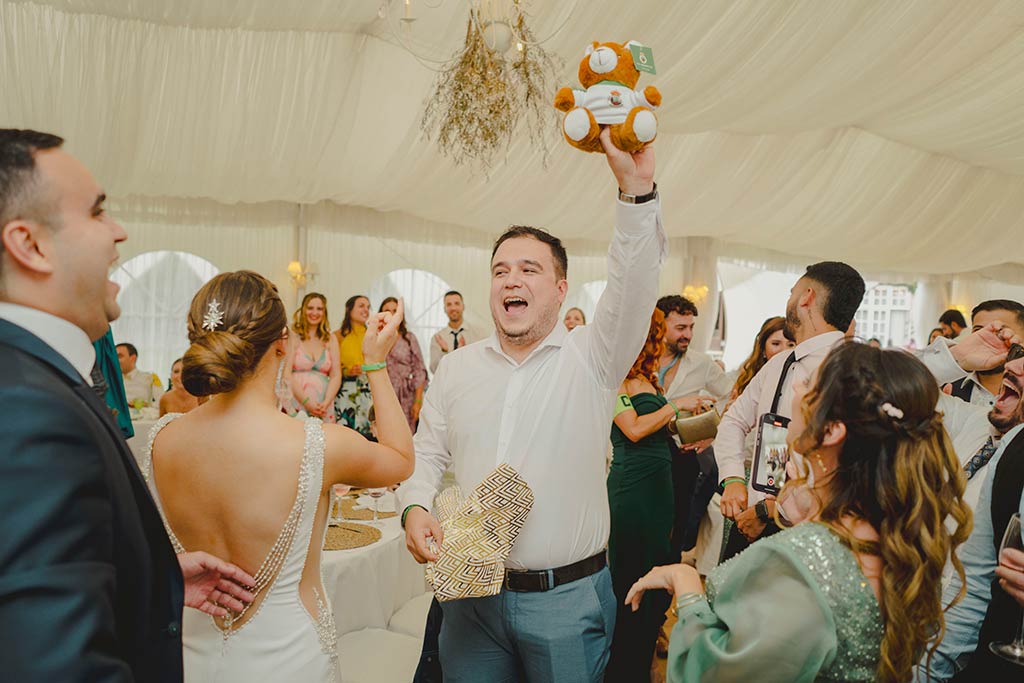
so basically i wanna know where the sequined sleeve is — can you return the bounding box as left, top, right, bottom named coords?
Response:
left=667, top=544, right=837, bottom=683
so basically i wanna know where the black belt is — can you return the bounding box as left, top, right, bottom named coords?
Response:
left=503, top=552, right=606, bottom=592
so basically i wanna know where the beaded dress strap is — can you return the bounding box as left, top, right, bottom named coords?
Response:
left=143, top=412, right=188, bottom=554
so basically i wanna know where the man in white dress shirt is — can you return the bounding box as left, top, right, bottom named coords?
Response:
left=427, top=290, right=488, bottom=374
left=397, top=127, right=665, bottom=682
left=946, top=300, right=1024, bottom=408
left=716, top=261, right=865, bottom=556
left=116, top=341, right=164, bottom=406
left=656, top=294, right=733, bottom=411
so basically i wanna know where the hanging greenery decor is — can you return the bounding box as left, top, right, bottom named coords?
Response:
left=421, top=5, right=561, bottom=168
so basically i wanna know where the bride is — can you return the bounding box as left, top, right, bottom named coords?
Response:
left=144, top=270, right=414, bottom=681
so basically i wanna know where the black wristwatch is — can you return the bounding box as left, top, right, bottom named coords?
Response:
left=618, top=182, right=658, bottom=204
left=755, top=499, right=771, bottom=524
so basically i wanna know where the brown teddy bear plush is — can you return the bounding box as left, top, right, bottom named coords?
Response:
left=554, top=40, right=661, bottom=153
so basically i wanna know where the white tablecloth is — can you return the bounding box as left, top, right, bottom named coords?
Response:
left=126, top=419, right=158, bottom=468
left=322, top=516, right=428, bottom=638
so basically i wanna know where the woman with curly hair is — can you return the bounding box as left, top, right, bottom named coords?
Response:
left=625, top=341, right=973, bottom=683
left=606, top=308, right=706, bottom=682
left=731, top=316, right=795, bottom=401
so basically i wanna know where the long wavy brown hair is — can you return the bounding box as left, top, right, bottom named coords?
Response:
left=734, top=316, right=790, bottom=396
left=626, top=308, right=666, bottom=392
left=292, top=292, right=332, bottom=343
left=783, top=341, right=972, bottom=683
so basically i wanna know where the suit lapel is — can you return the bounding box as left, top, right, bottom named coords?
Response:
left=72, top=383, right=151, bottom=489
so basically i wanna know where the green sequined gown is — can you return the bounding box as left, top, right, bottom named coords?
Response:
left=668, top=522, right=883, bottom=683
left=606, top=392, right=675, bottom=682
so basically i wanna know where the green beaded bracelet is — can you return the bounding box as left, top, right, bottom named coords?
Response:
left=362, top=361, right=387, bottom=372
left=401, top=504, right=427, bottom=528
left=721, top=477, right=746, bottom=488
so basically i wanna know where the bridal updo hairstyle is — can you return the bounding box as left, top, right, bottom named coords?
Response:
left=181, top=270, right=288, bottom=397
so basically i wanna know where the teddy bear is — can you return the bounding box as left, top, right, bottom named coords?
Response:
left=554, top=40, right=661, bottom=153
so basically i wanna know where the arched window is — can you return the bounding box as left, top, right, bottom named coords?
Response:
left=368, top=268, right=453, bottom=365
left=109, top=251, right=220, bottom=385
left=563, top=279, right=608, bottom=324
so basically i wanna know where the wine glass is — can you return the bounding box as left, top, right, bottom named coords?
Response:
left=990, top=513, right=1024, bottom=665
left=367, top=487, right=387, bottom=526
left=331, top=484, right=352, bottom=524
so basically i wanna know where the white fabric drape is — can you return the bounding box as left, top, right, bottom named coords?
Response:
left=5, top=0, right=1024, bottom=276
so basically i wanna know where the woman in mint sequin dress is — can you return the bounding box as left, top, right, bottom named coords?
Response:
left=626, top=342, right=972, bottom=683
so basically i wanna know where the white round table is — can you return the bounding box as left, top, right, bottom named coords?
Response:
left=321, top=515, right=428, bottom=637
left=126, top=418, right=158, bottom=468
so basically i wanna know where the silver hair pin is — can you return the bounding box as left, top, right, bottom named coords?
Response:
left=202, top=299, right=224, bottom=331
left=881, top=402, right=904, bottom=420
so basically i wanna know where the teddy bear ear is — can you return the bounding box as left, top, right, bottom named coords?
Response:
left=585, top=42, right=598, bottom=56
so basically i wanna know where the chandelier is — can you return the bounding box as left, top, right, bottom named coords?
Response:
left=381, top=0, right=575, bottom=167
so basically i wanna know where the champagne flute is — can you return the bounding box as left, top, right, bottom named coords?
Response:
left=990, top=513, right=1024, bottom=665
left=331, top=484, right=352, bottom=524
left=367, top=487, right=387, bottom=526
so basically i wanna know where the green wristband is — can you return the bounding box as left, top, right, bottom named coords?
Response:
left=401, top=504, right=427, bottom=528
left=722, top=477, right=746, bottom=488
left=362, top=361, right=387, bottom=373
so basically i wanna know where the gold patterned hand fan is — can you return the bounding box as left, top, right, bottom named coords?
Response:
left=426, top=463, right=534, bottom=601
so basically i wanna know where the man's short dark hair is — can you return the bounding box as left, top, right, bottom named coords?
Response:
left=971, top=299, right=1024, bottom=328
left=116, top=343, right=138, bottom=358
left=656, top=295, right=699, bottom=318
left=491, top=226, right=567, bottom=280
left=0, top=130, right=65, bottom=284
left=939, top=309, right=968, bottom=329
left=443, top=290, right=463, bottom=301
left=802, top=261, right=866, bottom=332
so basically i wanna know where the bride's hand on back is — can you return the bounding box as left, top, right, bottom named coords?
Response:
left=363, top=297, right=404, bottom=364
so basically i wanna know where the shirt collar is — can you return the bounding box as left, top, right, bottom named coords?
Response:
left=484, top=321, right=568, bottom=366
left=0, top=302, right=96, bottom=385
left=792, top=330, right=845, bottom=362
left=997, top=423, right=1024, bottom=452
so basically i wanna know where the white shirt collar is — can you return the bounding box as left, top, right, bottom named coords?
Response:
left=484, top=320, right=568, bottom=366
left=0, top=302, right=96, bottom=385
left=793, top=329, right=845, bottom=362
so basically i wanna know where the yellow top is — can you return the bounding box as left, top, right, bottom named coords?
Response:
left=337, top=323, right=366, bottom=376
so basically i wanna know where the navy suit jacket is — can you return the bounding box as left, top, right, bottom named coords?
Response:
left=0, top=319, right=184, bottom=682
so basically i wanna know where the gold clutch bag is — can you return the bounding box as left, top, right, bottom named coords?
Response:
left=669, top=409, right=721, bottom=444
left=426, top=463, right=534, bottom=602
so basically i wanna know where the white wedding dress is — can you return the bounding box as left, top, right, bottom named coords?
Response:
left=144, top=415, right=340, bottom=682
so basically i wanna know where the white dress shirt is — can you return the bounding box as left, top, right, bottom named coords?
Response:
left=428, top=322, right=489, bottom=375
left=122, top=368, right=163, bottom=406
left=916, top=338, right=1003, bottom=511
left=0, top=303, right=95, bottom=385
left=713, top=330, right=845, bottom=505
left=663, top=349, right=733, bottom=405
left=398, top=199, right=666, bottom=571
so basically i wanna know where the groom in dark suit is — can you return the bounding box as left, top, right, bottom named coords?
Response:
left=0, top=129, right=255, bottom=681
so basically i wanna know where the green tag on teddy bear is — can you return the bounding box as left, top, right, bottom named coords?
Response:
left=629, top=44, right=656, bottom=74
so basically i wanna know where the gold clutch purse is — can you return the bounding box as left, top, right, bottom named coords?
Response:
left=669, top=408, right=721, bottom=444
left=426, top=463, right=534, bottom=602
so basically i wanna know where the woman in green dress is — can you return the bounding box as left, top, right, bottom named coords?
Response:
left=606, top=308, right=706, bottom=682
left=625, top=342, right=973, bottom=683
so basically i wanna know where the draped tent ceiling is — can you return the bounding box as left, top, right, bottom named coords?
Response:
left=4, top=0, right=1024, bottom=277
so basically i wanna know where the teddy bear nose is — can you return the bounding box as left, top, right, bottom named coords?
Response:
left=588, top=47, right=617, bottom=74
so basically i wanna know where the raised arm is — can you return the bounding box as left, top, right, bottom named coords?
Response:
left=585, top=128, right=667, bottom=390
left=323, top=302, right=414, bottom=488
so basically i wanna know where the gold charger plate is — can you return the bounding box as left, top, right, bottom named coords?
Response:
left=324, top=522, right=382, bottom=551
